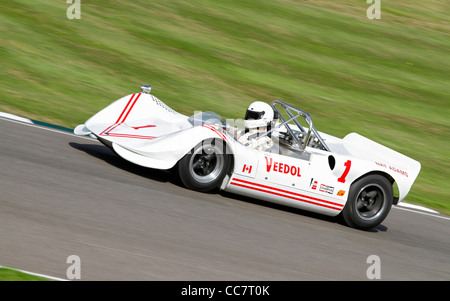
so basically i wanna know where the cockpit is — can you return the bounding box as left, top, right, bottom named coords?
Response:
left=187, top=100, right=330, bottom=157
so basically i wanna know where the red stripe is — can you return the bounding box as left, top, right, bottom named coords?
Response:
left=202, top=125, right=228, bottom=142
left=230, top=181, right=342, bottom=211
left=230, top=178, right=343, bottom=211
left=100, top=123, right=120, bottom=136
left=100, top=94, right=137, bottom=135
left=132, top=125, right=156, bottom=130
left=121, top=93, right=141, bottom=123
left=105, top=133, right=156, bottom=140
left=233, top=178, right=343, bottom=207
left=100, top=93, right=153, bottom=140
left=116, top=94, right=136, bottom=124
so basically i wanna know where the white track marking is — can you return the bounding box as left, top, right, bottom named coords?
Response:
left=394, top=205, right=450, bottom=220
left=396, top=202, right=439, bottom=213
left=0, top=116, right=95, bottom=141
left=0, top=112, right=33, bottom=123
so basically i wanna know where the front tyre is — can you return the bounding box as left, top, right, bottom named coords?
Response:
left=178, top=139, right=231, bottom=192
left=342, top=174, right=393, bottom=230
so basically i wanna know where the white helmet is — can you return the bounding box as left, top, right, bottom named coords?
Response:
left=244, top=101, right=274, bottom=129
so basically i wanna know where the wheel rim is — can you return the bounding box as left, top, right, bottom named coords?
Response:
left=355, top=183, right=386, bottom=220
left=189, top=142, right=224, bottom=184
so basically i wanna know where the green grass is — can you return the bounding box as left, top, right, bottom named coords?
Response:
left=1, top=0, right=449, bottom=214
left=0, top=267, right=51, bottom=281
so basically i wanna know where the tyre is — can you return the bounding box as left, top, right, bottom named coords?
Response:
left=178, top=139, right=231, bottom=192
left=342, top=174, right=393, bottom=230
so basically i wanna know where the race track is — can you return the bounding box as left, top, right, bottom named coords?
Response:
left=0, top=117, right=448, bottom=281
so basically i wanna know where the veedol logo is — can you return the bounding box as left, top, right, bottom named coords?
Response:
left=265, top=156, right=302, bottom=177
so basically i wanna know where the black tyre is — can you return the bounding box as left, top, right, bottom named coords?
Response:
left=178, top=139, right=231, bottom=192
left=342, top=174, right=393, bottom=230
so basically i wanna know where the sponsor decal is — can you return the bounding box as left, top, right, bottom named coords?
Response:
left=389, top=166, right=408, bottom=177
left=375, top=161, right=387, bottom=168
left=319, top=184, right=334, bottom=194
left=264, top=156, right=301, bottom=177
left=376, top=161, right=408, bottom=177
left=310, top=179, right=318, bottom=190
left=337, top=190, right=346, bottom=197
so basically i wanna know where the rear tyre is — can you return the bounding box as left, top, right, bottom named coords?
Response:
left=178, top=139, right=231, bottom=192
left=342, top=174, right=393, bottom=230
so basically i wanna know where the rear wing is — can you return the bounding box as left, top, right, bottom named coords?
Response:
left=343, top=132, right=421, bottom=202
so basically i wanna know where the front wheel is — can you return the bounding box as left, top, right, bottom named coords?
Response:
left=178, top=139, right=231, bottom=192
left=342, top=174, right=393, bottom=230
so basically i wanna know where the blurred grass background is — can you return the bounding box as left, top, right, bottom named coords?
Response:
left=1, top=0, right=449, bottom=214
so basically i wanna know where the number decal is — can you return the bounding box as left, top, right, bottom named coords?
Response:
left=338, top=160, right=352, bottom=183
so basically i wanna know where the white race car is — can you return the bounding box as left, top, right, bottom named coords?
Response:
left=74, top=85, right=421, bottom=230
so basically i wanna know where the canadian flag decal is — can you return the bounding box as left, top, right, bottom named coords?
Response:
left=242, top=164, right=253, bottom=173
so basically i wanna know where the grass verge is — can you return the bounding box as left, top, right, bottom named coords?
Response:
left=0, top=267, right=52, bottom=281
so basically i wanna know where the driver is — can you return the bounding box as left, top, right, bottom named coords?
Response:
left=237, top=101, right=277, bottom=151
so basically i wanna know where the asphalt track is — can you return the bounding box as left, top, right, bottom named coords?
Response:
left=0, top=117, right=448, bottom=281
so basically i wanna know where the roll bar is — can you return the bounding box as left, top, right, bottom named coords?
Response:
left=250, top=100, right=330, bottom=152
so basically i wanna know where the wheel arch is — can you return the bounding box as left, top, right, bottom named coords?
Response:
left=177, top=136, right=235, bottom=192
left=350, top=170, right=399, bottom=205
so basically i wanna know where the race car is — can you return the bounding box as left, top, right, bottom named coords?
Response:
left=74, top=84, right=421, bottom=230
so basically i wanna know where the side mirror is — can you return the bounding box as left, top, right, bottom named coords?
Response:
left=140, top=84, right=152, bottom=94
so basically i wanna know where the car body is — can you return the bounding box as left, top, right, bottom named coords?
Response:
left=74, top=85, right=421, bottom=230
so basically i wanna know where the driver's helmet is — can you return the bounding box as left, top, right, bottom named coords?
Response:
left=244, top=101, right=274, bottom=130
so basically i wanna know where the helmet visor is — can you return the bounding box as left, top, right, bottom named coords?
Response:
left=244, top=109, right=265, bottom=120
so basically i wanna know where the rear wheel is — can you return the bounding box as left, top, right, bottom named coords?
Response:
left=178, top=139, right=231, bottom=192
left=342, top=174, right=393, bottom=230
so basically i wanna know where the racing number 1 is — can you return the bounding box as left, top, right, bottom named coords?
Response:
left=338, top=160, right=352, bottom=183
